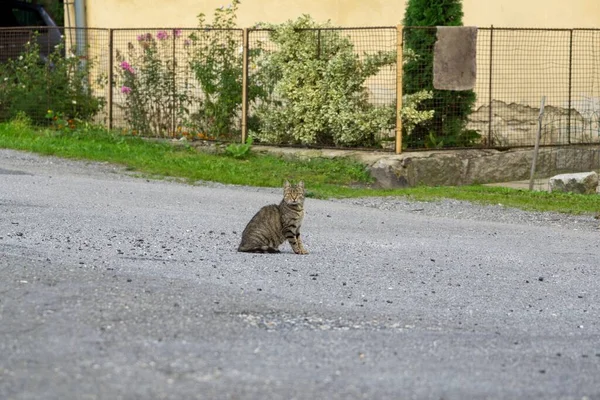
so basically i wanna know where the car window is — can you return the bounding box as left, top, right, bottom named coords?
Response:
left=0, top=5, right=46, bottom=27
left=12, top=6, right=47, bottom=26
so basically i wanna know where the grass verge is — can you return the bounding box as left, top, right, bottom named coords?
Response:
left=1, top=119, right=599, bottom=215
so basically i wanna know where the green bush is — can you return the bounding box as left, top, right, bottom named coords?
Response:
left=403, top=0, right=478, bottom=148
left=187, top=0, right=268, bottom=141
left=187, top=0, right=245, bottom=140
left=0, top=37, right=105, bottom=125
left=251, top=15, right=397, bottom=148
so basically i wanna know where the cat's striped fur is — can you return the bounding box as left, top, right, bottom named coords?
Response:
left=238, top=181, right=308, bottom=254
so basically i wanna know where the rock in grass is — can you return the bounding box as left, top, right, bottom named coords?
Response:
left=548, top=172, right=598, bottom=195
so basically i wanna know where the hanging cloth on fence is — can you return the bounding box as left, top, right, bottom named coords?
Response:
left=433, top=26, right=478, bottom=91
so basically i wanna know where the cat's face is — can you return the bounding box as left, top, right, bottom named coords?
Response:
left=283, top=180, right=305, bottom=205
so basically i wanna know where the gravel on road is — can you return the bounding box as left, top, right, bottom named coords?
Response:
left=1, top=149, right=599, bottom=400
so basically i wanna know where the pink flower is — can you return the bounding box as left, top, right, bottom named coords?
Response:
left=121, top=86, right=132, bottom=94
left=173, top=29, right=182, bottom=38
left=120, top=61, right=135, bottom=74
left=157, top=30, right=169, bottom=40
left=137, top=33, right=153, bottom=42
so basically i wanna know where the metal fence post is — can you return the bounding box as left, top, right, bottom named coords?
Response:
left=395, top=25, right=404, bottom=154
left=317, top=29, right=321, bottom=59
left=529, top=96, right=546, bottom=190
left=487, top=25, right=494, bottom=148
left=568, top=29, right=573, bottom=144
left=241, top=28, right=249, bottom=144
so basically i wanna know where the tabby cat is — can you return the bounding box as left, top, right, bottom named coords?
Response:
left=238, top=180, right=308, bottom=254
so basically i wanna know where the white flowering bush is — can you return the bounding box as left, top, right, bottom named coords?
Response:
left=399, top=48, right=434, bottom=142
left=251, top=15, right=397, bottom=147
left=401, top=90, right=435, bottom=136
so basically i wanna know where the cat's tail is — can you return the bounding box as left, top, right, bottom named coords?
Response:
left=238, top=244, right=280, bottom=253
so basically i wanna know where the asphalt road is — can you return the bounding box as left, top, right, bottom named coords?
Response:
left=0, top=149, right=599, bottom=400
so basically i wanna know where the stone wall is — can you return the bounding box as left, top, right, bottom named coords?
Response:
left=252, top=145, right=600, bottom=188
left=367, top=146, right=600, bottom=188
left=468, top=100, right=600, bottom=148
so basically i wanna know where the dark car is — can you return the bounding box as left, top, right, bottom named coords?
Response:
left=0, top=0, right=62, bottom=63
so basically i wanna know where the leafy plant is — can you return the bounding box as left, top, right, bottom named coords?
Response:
left=187, top=0, right=254, bottom=141
left=224, top=135, right=253, bottom=158
left=403, top=0, right=478, bottom=148
left=115, top=29, right=192, bottom=137
left=0, top=36, right=105, bottom=124
left=45, top=109, right=77, bottom=132
left=250, top=15, right=396, bottom=148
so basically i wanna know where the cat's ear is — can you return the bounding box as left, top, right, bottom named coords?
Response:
left=297, top=181, right=304, bottom=188
left=284, top=180, right=291, bottom=189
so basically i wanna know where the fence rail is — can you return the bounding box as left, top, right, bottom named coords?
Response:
left=0, top=26, right=599, bottom=153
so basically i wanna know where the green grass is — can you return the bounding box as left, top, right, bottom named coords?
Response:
left=1, top=119, right=599, bottom=215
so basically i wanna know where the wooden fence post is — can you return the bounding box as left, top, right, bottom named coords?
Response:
left=108, top=28, right=113, bottom=131
left=241, top=28, right=249, bottom=144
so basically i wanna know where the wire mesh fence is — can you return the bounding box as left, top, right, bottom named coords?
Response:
left=0, top=27, right=109, bottom=127
left=402, top=26, right=478, bottom=149
left=1, top=25, right=600, bottom=157
left=109, top=28, right=244, bottom=141
left=477, top=28, right=573, bottom=148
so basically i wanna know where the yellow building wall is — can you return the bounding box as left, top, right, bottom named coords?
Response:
left=64, top=0, right=600, bottom=143
left=76, top=0, right=405, bottom=29
left=72, top=0, right=599, bottom=29
left=462, top=0, right=600, bottom=28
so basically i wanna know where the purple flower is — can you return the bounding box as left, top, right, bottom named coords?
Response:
left=173, top=29, right=182, bottom=38
left=183, top=39, right=191, bottom=47
left=121, top=86, right=132, bottom=94
left=120, top=61, right=135, bottom=74
left=157, top=30, right=169, bottom=40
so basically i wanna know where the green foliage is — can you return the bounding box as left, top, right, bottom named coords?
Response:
left=187, top=1, right=242, bottom=140
left=45, top=109, right=73, bottom=132
left=187, top=0, right=265, bottom=141
left=8, top=111, right=32, bottom=131
left=3, top=120, right=600, bottom=215
left=251, top=15, right=396, bottom=147
left=0, top=36, right=105, bottom=125
left=403, top=0, right=478, bottom=148
left=0, top=119, right=373, bottom=188
left=44, top=0, right=65, bottom=26
left=115, top=30, right=192, bottom=137
left=225, top=136, right=253, bottom=158
left=115, top=1, right=263, bottom=141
